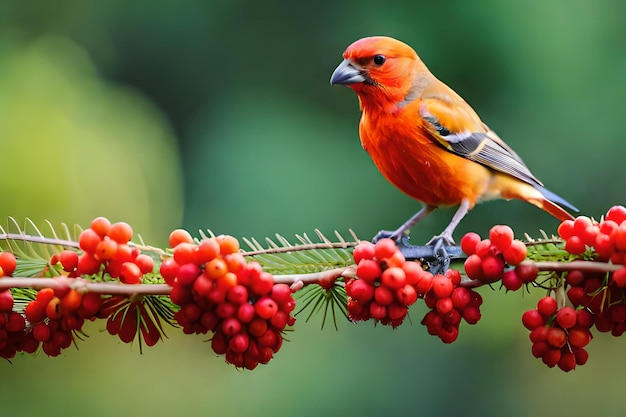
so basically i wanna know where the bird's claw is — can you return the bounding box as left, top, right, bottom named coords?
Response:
left=371, top=229, right=402, bottom=244
left=374, top=234, right=464, bottom=275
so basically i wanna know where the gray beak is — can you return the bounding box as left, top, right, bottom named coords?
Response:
left=330, top=59, right=366, bottom=85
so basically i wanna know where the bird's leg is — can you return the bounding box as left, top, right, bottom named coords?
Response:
left=372, top=205, right=437, bottom=243
left=426, top=199, right=470, bottom=245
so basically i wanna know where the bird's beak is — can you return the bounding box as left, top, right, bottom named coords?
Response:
left=330, top=59, right=365, bottom=85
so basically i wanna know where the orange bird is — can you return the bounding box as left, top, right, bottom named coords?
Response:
left=330, top=36, right=577, bottom=243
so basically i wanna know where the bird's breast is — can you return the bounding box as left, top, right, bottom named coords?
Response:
left=359, top=108, right=492, bottom=207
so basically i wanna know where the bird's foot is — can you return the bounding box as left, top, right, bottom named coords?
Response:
left=371, top=229, right=404, bottom=244
left=426, top=232, right=455, bottom=246
left=426, top=236, right=454, bottom=275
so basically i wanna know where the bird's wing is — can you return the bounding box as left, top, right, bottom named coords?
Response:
left=419, top=97, right=543, bottom=187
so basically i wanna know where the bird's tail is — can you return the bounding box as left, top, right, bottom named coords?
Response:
left=533, top=184, right=578, bottom=221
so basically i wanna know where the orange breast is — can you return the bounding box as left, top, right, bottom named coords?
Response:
left=359, top=107, right=492, bottom=207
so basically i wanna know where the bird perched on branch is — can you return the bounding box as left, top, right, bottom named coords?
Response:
left=330, top=36, right=577, bottom=244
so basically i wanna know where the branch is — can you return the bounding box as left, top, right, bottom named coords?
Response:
left=534, top=260, right=623, bottom=273
left=0, top=277, right=172, bottom=295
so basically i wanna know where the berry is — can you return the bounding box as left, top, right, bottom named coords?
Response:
left=489, top=225, right=514, bottom=252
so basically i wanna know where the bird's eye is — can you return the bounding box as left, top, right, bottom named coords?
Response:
left=373, top=55, right=386, bottom=66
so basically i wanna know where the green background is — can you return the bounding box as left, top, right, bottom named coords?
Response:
left=1, top=0, right=625, bottom=416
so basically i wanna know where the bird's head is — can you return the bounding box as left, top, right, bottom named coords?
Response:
left=330, top=36, right=429, bottom=108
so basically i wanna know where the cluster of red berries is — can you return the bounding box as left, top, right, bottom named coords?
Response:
left=461, top=225, right=530, bottom=289
left=522, top=296, right=593, bottom=372
left=23, top=283, right=103, bottom=356
left=558, top=207, right=626, bottom=336
left=420, top=269, right=483, bottom=343
left=346, top=238, right=421, bottom=327
left=558, top=205, right=626, bottom=262
left=347, top=238, right=483, bottom=341
left=162, top=229, right=295, bottom=370
left=0, top=289, right=27, bottom=359
left=73, top=217, right=154, bottom=284
left=99, top=296, right=162, bottom=347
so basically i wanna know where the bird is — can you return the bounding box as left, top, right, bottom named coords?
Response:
left=330, top=36, right=577, bottom=244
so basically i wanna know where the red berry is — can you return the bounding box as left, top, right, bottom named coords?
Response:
left=396, top=284, right=418, bottom=306
left=606, top=205, right=626, bottom=225
left=462, top=306, right=481, bottom=324
left=227, top=285, right=249, bottom=305
left=32, top=322, right=51, bottom=342
left=555, top=306, right=577, bottom=329
left=402, top=261, right=423, bottom=285
left=435, top=297, right=453, bottom=315
left=78, top=229, right=101, bottom=253
left=557, top=352, right=576, bottom=372
left=160, top=258, right=179, bottom=286
left=381, top=267, right=406, bottom=289
left=169, top=229, right=193, bottom=248
left=195, top=238, right=220, bottom=264
left=502, top=270, right=523, bottom=291
left=522, top=309, right=545, bottom=330
left=489, top=225, right=514, bottom=252
left=450, top=287, right=471, bottom=310
left=613, top=267, right=626, bottom=287
left=270, top=284, right=292, bottom=305
left=108, top=222, right=133, bottom=244
left=352, top=241, right=375, bottom=264
left=0, top=252, right=16, bottom=277
left=574, top=348, right=589, bottom=365
left=557, top=220, right=575, bottom=240
left=431, top=274, right=453, bottom=298
left=374, top=285, right=394, bottom=306
left=177, top=263, right=201, bottom=286
left=474, top=239, right=494, bottom=258
left=573, top=216, right=593, bottom=236
left=374, top=238, right=397, bottom=260
left=438, top=326, right=459, bottom=344
left=356, top=259, right=382, bottom=283
left=216, top=235, right=240, bottom=255
left=90, top=216, right=111, bottom=237
left=120, top=262, right=142, bottom=284
left=221, top=317, right=242, bottom=336
left=254, top=296, right=278, bottom=319
left=576, top=309, right=594, bottom=328
left=515, top=261, right=538, bottom=283
left=564, top=236, right=586, bottom=255
left=250, top=271, right=274, bottom=296
left=415, top=272, right=434, bottom=295
left=460, top=232, right=481, bottom=255
left=546, top=327, right=567, bottom=348
left=347, top=279, right=375, bottom=302
left=369, top=302, right=386, bottom=320
left=0, top=290, right=14, bottom=312
left=58, top=250, right=79, bottom=272
left=464, top=254, right=484, bottom=280
left=568, top=327, right=592, bottom=348
left=503, top=240, right=527, bottom=265
left=95, top=236, right=118, bottom=261
left=60, top=289, right=82, bottom=311
left=566, top=270, right=585, bottom=286
left=537, top=296, right=558, bottom=318
left=134, top=254, right=154, bottom=275
left=531, top=341, right=549, bottom=358
left=25, top=300, right=47, bottom=323
left=480, top=255, right=505, bottom=283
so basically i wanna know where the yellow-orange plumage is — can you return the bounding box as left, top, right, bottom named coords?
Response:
left=331, top=36, right=576, bottom=241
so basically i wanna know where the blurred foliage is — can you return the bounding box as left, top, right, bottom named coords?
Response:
left=1, top=0, right=626, bottom=416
